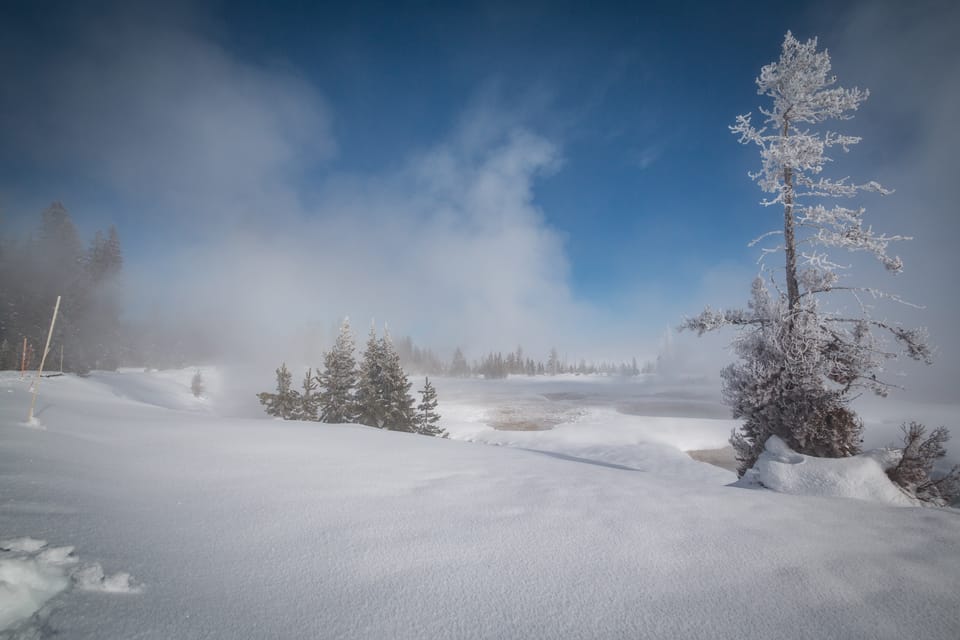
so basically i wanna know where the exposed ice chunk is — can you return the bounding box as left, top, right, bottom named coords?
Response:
left=0, top=551, right=69, bottom=630
left=0, top=538, right=140, bottom=632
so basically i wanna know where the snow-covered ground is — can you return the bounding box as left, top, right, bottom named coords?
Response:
left=1, top=369, right=958, bottom=639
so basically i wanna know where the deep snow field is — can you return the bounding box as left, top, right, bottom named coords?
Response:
left=1, top=368, right=959, bottom=639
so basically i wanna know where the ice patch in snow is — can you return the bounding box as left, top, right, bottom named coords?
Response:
left=0, top=537, right=140, bottom=634
left=744, top=436, right=918, bottom=506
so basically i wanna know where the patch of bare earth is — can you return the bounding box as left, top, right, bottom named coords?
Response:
left=687, top=446, right=738, bottom=473
left=488, top=405, right=584, bottom=431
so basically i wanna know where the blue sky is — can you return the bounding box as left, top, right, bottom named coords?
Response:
left=1, top=0, right=956, bottom=387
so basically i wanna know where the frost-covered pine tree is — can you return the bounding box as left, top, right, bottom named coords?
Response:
left=297, top=367, right=320, bottom=421
left=190, top=370, right=205, bottom=398
left=547, top=348, right=559, bottom=376
left=380, top=329, right=416, bottom=432
left=355, top=324, right=388, bottom=428
left=415, top=377, right=447, bottom=438
left=682, top=32, right=931, bottom=475
left=257, top=362, right=300, bottom=419
left=317, top=318, right=358, bottom=423
left=449, top=347, right=469, bottom=377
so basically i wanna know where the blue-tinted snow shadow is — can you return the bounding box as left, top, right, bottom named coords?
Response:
left=515, top=447, right=644, bottom=472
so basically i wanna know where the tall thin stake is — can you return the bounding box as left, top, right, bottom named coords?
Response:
left=20, top=337, right=27, bottom=378
left=27, top=296, right=61, bottom=424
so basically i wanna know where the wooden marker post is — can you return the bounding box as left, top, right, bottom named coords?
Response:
left=27, top=296, right=61, bottom=424
left=20, top=337, right=27, bottom=378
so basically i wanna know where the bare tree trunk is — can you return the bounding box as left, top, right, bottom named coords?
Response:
left=27, top=296, right=61, bottom=424
left=781, top=119, right=800, bottom=313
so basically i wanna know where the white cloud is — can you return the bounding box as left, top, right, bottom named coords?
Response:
left=139, top=117, right=602, bottom=362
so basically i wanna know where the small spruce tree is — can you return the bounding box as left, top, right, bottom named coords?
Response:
left=450, top=347, right=470, bottom=377
left=356, top=325, right=388, bottom=427
left=380, top=329, right=416, bottom=432
left=257, top=362, right=300, bottom=419
left=297, top=367, right=320, bottom=421
left=317, top=318, right=359, bottom=423
left=416, top=377, right=447, bottom=438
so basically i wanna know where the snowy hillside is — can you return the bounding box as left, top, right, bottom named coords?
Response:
left=1, top=370, right=959, bottom=639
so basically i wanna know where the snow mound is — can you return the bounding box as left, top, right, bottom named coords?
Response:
left=745, top=436, right=916, bottom=506
left=0, top=537, right=140, bottom=634
left=19, top=416, right=43, bottom=430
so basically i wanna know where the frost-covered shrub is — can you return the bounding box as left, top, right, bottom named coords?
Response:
left=887, top=422, right=960, bottom=506
left=717, top=279, right=862, bottom=475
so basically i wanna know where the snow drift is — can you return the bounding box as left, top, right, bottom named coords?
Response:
left=744, top=436, right=917, bottom=506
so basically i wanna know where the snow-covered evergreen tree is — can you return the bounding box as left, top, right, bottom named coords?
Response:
left=380, top=329, right=416, bottom=432
left=353, top=324, right=416, bottom=430
left=415, top=377, right=447, bottom=438
left=449, top=347, right=469, bottom=377
left=297, top=367, right=320, bottom=421
left=82, top=225, right=123, bottom=370
left=682, top=32, right=931, bottom=475
left=547, top=348, right=559, bottom=376
left=355, top=325, right=388, bottom=428
left=317, top=318, right=358, bottom=423
left=257, top=362, right=300, bottom=419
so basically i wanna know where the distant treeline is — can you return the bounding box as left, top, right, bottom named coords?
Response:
left=395, top=337, right=650, bottom=379
left=0, top=202, right=123, bottom=373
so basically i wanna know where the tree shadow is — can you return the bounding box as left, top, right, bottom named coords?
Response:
left=515, top=447, right=644, bottom=472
